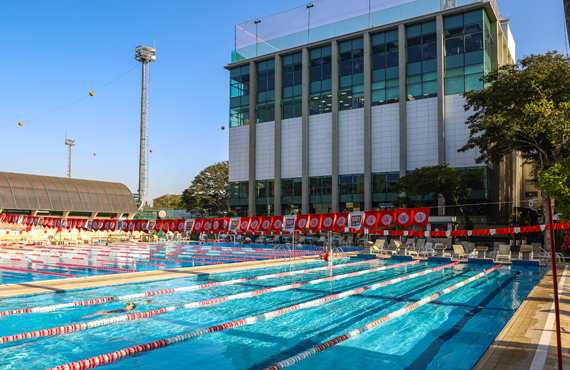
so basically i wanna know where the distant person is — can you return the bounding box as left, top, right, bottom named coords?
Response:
left=241, top=236, right=252, bottom=245
left=82, top=300, right=151, bottom=318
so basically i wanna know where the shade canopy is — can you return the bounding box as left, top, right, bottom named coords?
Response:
left=0, top=171, right=138, bottom=215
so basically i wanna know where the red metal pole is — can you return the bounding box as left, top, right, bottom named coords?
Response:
left=547, top=197, right=563, bottom=370
left=293, top=231, right=297, bottom=260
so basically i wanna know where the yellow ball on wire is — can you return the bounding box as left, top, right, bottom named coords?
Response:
left=221, top=126, right=225, bottom=130
left=150, top=149, right=153, bottom=153
left=89, top=91, right=95, bottom=96
left=18, top=122, right=23, bottom=126
left=93, top=153, right=97, bottom=156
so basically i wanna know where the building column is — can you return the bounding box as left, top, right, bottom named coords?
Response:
left=274, top=54, right=282, bottom=216
left=490, top=20, right=499, bottom=70
left=331, top=40, right=340, bottom=213
left=398, top=24, right=407, bottom=181
left=301, top=47, right=310, bottom=215
left=436, top=15, right=446, bottom=216
left=363, top=32, right=372, bottom=211
left=248, top=60, right=257, bottom=216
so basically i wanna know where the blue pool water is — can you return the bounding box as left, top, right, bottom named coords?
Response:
left=0, top=242, right=345, bottom=285
left=0, top=258, right=544, bottom=370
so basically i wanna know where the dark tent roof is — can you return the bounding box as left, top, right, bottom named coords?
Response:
left=0, top=171, right=138, bottom=215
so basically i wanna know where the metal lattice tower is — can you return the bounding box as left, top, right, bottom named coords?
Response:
left=134, top=45, right=156, bottom=201
left=65, top=136, right=76, bottom=179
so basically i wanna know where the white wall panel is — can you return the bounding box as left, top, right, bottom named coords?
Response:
left=308, top=113, right=332, bottom=177
left=339, top=108, right=365, bottom=175
left=407, top=97, right=438, bottom=170
left=255, top=121, right=275, bottom=180
left=371, top=103, right=400, bottom=173
left=228, top=125, right=249, bottom=182
left=281, top=117, right=303, bottom=178
left=445, top=94, right=479, bottom=168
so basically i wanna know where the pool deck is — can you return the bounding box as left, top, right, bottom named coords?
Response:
left=473, top=264, right=570, bottom=370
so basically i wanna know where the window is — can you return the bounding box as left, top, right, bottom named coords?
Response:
left=309, top=45, right=333, bottom=115
left=309, top=177, right=332, bottom=196
left=229, top=181, right=249, bottom=199
left=256, top=59, right=275, bottom=123
left=339, top=175, right=365, bottom=194
left=406, top=21, right=437, bottom=100
left=281, top=178, right=302, bottom=197
left=256, top=180, right=274, bottom=198
left=338, top=38, right=365, bottom=110
left=229, top=65, right=250, bottom=127
left=444, top=10, right=490, bottom=95
left=282, top=52, right=303, bottom=119
left=371, top=29, right=399, bottom=106
left=525, top=191, right=538, bottom=198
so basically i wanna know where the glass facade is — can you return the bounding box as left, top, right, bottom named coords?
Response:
left=256, top=59, right=275, bottom=123
left=371, top=29, right=400, bottom=105
left=339, top=38, right=365, bottom=110
left=228, top=181, right=249, bottom=206
left=444, top=9, right=489, bottom=95
left=229, top=65, right=250, bottom=127
left=372, top=172, right=400, bottom=202
left=406, top=20, right=438, bottom=100
left=282, top=52, right=303, bottom=119
left=309, top=45, right=332, bottom=115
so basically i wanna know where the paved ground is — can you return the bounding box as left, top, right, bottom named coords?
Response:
left=473, top=264, right=570, bottom=370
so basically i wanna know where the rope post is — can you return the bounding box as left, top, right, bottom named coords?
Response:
left=547, top=197, right=563, bottom=370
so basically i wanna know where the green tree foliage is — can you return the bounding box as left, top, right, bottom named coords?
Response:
left=152, top=194, right=182, bottom=209
left=180, top=161, right=229, bottom=216
left=392, top=164, right=484, bottom=220
left=535, top=159, right=570, bottom=221
left=460, top=51, right=570, bottom=221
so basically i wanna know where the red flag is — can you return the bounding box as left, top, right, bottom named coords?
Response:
left=295, top=215, right=309, bottom=231
left=192, top=219, right=203, bottom=233
left=248, top=217, right=261, bottom=232
left=377, top=210, right=396, bottom=228
left=108, top=220, right=117, bottom=232
left=127, top=220, right=135, bottom=233
left=321, top=213, right=337, bottom=231
left=259, top=216, right=272, bottom=233
left=162, top=220, right=170, bottom=233
left=217, top=218, right=230, bottom=233
left=362, top=211, right=381, bottom=229
left=271, top=216, right=284, bottom=232
left=211, top=219, right=222, bottom=233
left=307, top=214, right=322, bottom=232
left=168, top=219, right=177, bottom=232
left=202, top=219, right=213, bottom=233
left=175, top=219, right=186, bottom=233
left=332, top=212, right=349, bottom=231
left=394, top=208, right=415, bottom=229
left=153, top=220, right=163, bottom=232
left=412, top=207, right=430, bottom=227
left=238, top=217, right=251, bottom=233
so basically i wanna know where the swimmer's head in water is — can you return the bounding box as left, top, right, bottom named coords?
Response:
left=126, top=302, right=136, bottom=310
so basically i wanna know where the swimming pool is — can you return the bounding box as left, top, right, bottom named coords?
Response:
left=0, top=242, right=344, bottom=285
left=0, top=258, right=544, bottom=370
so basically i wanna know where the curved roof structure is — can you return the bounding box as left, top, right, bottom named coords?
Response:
left=0, top=171, right=138, bottom=215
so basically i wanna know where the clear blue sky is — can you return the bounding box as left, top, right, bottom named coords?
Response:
left=0, top=0, right=566, bottom=204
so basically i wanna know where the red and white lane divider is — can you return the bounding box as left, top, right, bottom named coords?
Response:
left=1, top=260, right=416, bottom=342
left=264, top=264, right=503, bottom=370
left=55, top=263, right=136, bottom=273
left=43, top=262, right=457, bottom=370
left=0, top=257, right=387, bottom=317
left=0, top=265, right=75, bottom=278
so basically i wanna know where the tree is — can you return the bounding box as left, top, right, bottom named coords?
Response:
left=391, top=164, right=484, bottom=221
left=460, top=51, right=570, bottom=224
left=180, top=161, right=229, bottom=216
left=152, top=194, right=182, bottom=209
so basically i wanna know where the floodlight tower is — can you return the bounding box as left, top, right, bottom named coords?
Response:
left=134, top=45, right=156, bottom=202
left=65, top=136, right=76, bottom=178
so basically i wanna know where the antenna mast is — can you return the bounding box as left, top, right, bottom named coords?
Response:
left=134, top=45, right=156, bottom=204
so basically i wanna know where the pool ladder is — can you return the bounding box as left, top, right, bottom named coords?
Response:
left=270, top=243, right=294, bottom=261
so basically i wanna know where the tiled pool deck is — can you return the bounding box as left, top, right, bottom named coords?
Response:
left=0, top=245, right=568, bottom=370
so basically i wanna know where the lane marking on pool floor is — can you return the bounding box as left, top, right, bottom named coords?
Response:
left=44, top=262, right=459, bottom=370
left=0, top=261, right=418, bottom=344
left=530, top=264, right=568, bottom=370
left=0, top=258, right=390, bottom=317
